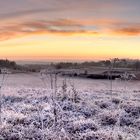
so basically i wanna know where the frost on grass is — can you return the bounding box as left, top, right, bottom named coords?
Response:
left=0, top=87, right=140, bottom=140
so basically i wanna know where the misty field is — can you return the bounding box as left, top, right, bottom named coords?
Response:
left=0, top=73, right=140, bottom=140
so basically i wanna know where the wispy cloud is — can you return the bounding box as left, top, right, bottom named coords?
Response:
left=112, top=25, right=140, bottom=36
left=0, top=8, right=60, bottom=20
left=0, top=0, right=126, bottom=21
left=0, top=19, right=98, bottom=41
left=0, top=18, right=140, bottom=41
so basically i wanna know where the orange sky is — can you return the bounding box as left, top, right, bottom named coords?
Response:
left=0, top=0, right=140, bottom=61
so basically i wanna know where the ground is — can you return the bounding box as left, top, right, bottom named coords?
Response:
left=0, top=73, right=140, bottom=140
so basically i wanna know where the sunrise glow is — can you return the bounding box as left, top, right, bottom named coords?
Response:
left=0, top=0, right=140, bottom=61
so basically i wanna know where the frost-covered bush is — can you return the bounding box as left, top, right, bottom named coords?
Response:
left=80, top=131, right=114, bottom=140
left=100, top=112, right=118, bottom=126
left=119, top=114, right=134, bottom=127
left=66, top=119, right=98, bottom=134
left=123, top=104, right=140, bottom=118
left=3, top=95, right=23, bottom=103
left=133, top=118, right=140, bottom=129
left=77, top=104, right=97, bottom=118
left=61, top=100, right=76, bottom=111
left=95, top=100, right=111, bottom=109
left=112, top=98, right=121, bottom=105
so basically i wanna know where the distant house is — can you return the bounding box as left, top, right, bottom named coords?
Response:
left=0, top=68, right=11, bottom=74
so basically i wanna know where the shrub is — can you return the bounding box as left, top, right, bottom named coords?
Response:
left=100, top=112, right=117, bottom=126
left=77, top=105, right=97, bottom=118
left=112, top=98, right=121, bottom=104
left=95, top=101, right=111, bottom=109
left=80, top=131, right=114, bottom=140
left=119, top=111, right=134, bottom=127
left=124, top=105, right=140, bottom=118
left=66, top=119, right=98, bottom=134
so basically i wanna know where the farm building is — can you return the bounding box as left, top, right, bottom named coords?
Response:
left=0, top=68, right=11, bottom=74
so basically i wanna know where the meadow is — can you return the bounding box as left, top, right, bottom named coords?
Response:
left=0, top=73, right=140, bottom=140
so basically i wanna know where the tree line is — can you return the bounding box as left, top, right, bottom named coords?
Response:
left=0, top=59, right=17, bottom=69
left=1, top=58, right=140, bottom=71
left=53, top=58, right=140, bottom=70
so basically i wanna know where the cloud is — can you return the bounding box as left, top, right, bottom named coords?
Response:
left=111, top=23, right=140, bottom=36
left=0, top=8, right=61, bottom=20
left=85, top=19, right=140, bottom=36
left=0, top=0, right=122, bottom=21
left=114, top=27, right=140, bottom=35
left=0, top=18, right=140, bottom=41
left=0, top=19, right=98, bottom=41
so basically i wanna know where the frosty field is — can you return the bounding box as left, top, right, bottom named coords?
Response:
left=0, top=73, right=140, bottom=140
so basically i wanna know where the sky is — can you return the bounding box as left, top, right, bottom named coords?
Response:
left=0, top=0, right=140, bottom=61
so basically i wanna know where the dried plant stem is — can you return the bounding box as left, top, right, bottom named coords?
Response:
left=0, top=73, right=6, bottom=125
left=0, top=86, right=2, bottom=126
left=50, top=73, right=53, bottom=90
